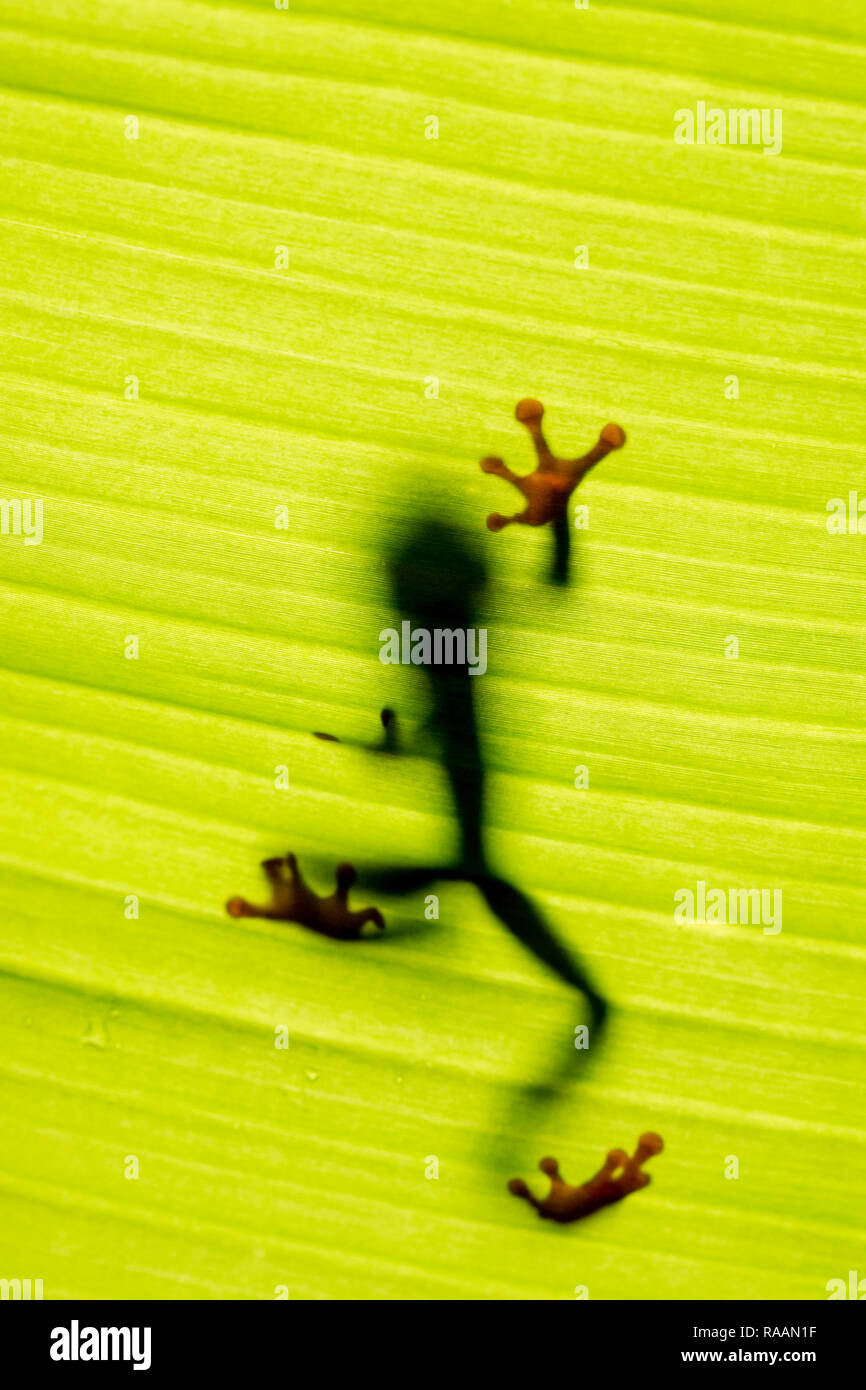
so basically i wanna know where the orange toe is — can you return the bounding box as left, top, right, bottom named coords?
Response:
left=516, top=397, right=544, bottom=423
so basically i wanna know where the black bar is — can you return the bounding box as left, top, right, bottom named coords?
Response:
left=3, top=1300, right=860, bottom=1374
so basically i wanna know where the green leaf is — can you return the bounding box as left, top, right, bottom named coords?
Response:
left=0, top=0, right=863, bottom=1300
